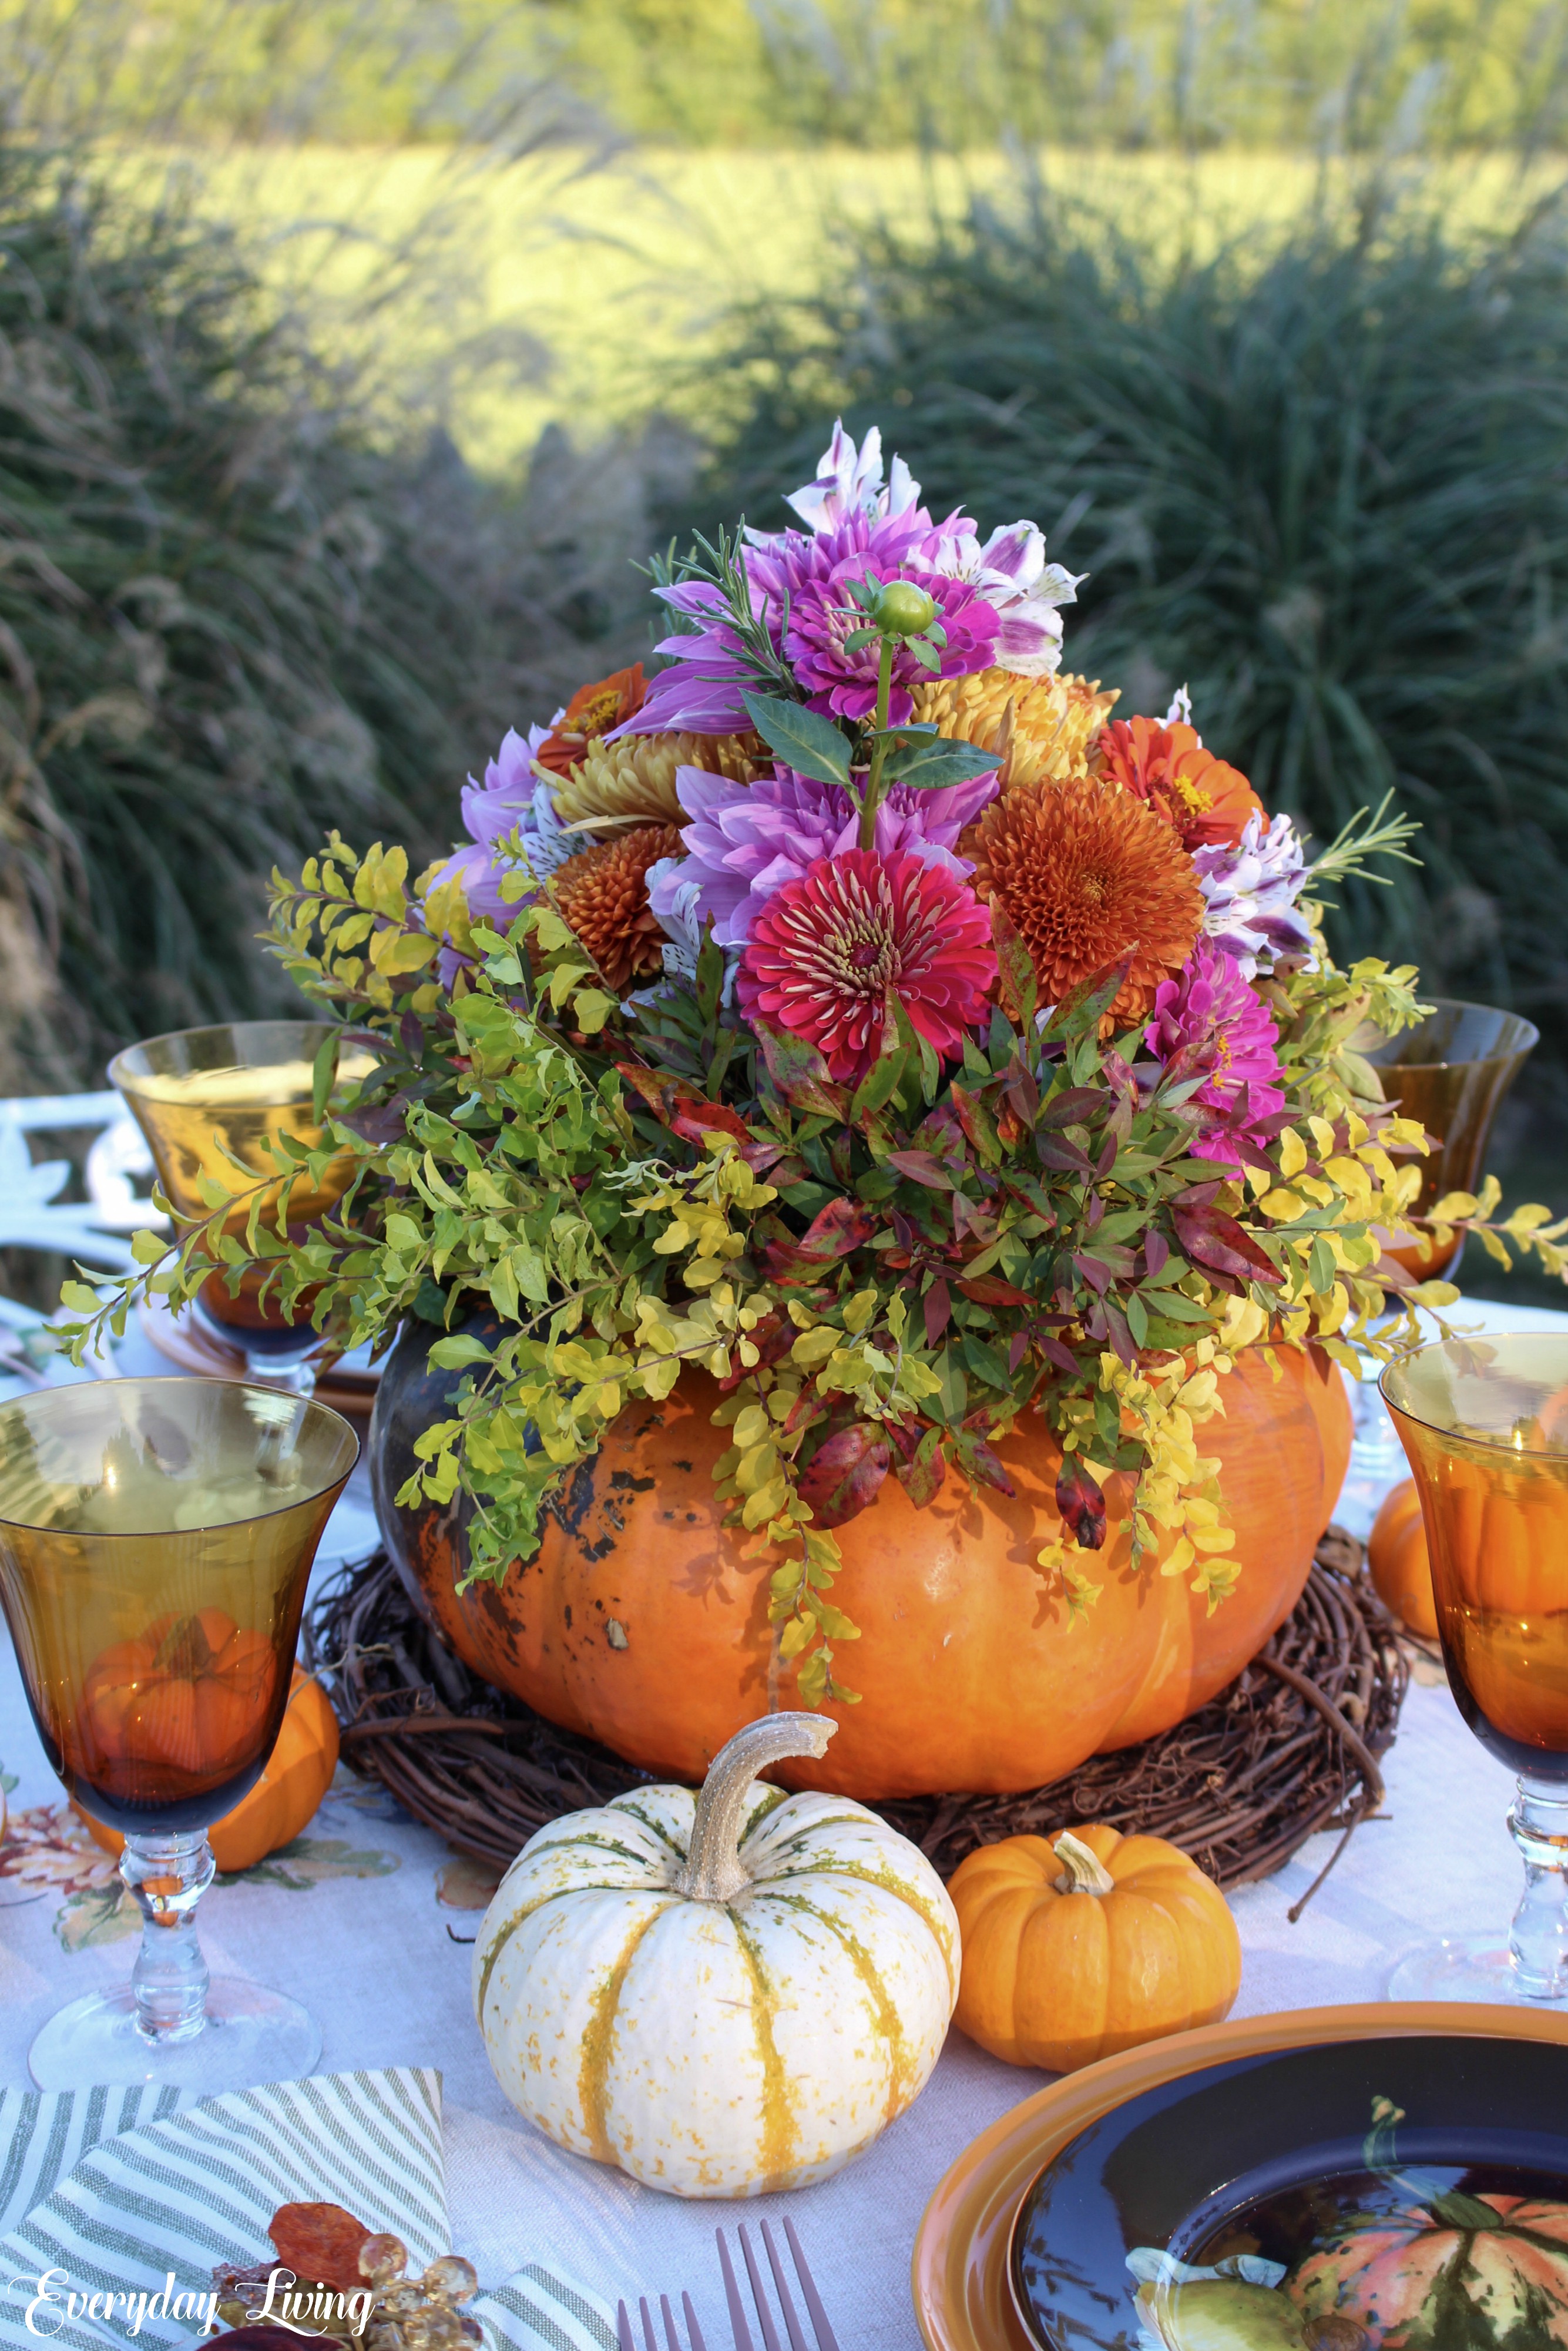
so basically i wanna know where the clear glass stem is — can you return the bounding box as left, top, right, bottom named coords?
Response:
left=243, top=1348, right=318, bottom=1398
left=1510, top=1776, right=1568, bottom=1998
left=120, top=1830, right=214, bottom=2044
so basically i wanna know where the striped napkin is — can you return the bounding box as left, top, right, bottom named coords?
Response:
left=0, top=2071, right=610, bottom=2351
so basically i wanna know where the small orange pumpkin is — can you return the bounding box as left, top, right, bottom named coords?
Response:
left=947, top=1822, right=1240, bottom=2074
left=1367, top=1478, right=1438, bottom=1638
left=81, top=1667, right=339, bottom=1875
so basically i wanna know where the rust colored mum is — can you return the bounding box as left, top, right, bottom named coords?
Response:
left=552, top=823, right=683, bottom=992
left=1095, top=716, right=1264, bottom=851
left=971, top=776, right=1203, bottom=1026
left=535, top=665, right=648, bottom=780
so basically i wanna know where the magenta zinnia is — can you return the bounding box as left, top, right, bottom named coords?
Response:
left=737, top=850, right=996, bottom=1086
left=1144, top=940, right=1286, bottom=1164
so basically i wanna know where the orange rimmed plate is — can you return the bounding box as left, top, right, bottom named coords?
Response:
left=910, top=2002, right=1568, bottom=2351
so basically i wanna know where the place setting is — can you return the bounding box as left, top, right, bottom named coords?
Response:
left=4, top=415, right=1568, bottom=2351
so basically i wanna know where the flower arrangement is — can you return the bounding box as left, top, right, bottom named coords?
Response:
left=73, top=423, right=1568, bottom=1708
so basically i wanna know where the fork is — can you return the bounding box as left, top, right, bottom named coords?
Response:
left=616, top=2218, right=841, bottom=2351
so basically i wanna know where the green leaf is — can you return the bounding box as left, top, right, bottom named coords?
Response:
left=428, top=1333, right=494, bottom=1369
left=740, top=692, right=852, bottom=787
left=572, top=987, right=616, bottom=1034
left=1308, top=1233, right=1338, bottom=1294
left=311, top=1026, right=340, bottom=1123
left=879, top=735, right=1000, bottom=790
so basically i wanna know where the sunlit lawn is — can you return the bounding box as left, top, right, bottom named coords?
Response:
left=116, top=140, right=1563, bottom=471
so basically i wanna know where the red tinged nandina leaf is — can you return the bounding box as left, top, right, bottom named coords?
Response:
left=886, top=1148, right=957, bottom=1189
left=924, top=1276, right=952, bottom=1346
left=614, top=1064, right=760, bottom=1156
left=948, top=1082, right=1002, bottom=1165
left=989, top=897, right=1037, bottom=1027
left=752, top=1022, right=853, bottom=1120
left=762, top=1195, right=879, bottom=1279
left=268, top=2204, right=375, bottom=2295
left=797, top=1425, right=891, bottom=1527
left=1055, top=1454, right=1107, bottom=1550
left=891, top=1421, right=946, bottom=1507
left=1171, top=1203, right=1282, bottom=1286
left=956, top=1274, right=1035, bottom=1307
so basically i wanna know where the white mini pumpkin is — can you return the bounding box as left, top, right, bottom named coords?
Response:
left=473, top=1711, right=959, bottom=2198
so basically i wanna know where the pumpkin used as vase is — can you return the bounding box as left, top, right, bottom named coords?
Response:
left=372, top=1314, right=1351, bottom=1801
left=472, top=1711, right=958, bottom=2198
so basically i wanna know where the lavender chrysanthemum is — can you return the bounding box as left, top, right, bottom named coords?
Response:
left=431, top=725, right=570, bottom=988
left=648, top=764, right=998, bottom=950
left=1194, top=811, right=1316, bottom=978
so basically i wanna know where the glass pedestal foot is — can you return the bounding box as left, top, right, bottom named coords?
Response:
left=1388, top=1931, right=1568, bottom=2007
left=28, top=1976, right=321, bottom=2090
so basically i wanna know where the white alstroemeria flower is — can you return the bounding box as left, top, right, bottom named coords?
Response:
left=1163, top=683, right=1195, bottom=729
left=915, top=518, right=1085, bottom=678
left=645, top=857, right=738, bottom=1003
left=779, top=418, right=923, bottom=534
left=1194, top=810, right=1317, bottom=978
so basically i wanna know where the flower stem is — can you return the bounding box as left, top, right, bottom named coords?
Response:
left=858, top=635, right=897, bottom=853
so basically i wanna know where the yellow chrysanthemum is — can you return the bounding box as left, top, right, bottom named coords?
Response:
left=908, top=669, right=1119, bottom=790
left=551, top=731, right=767, bottom=835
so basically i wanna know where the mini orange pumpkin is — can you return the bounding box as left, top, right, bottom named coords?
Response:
left=81, top=1667, right=339, bottom=1874
left=948, top=1822, right=1240, bottom=2074
left=1367, top=1478, right=1438, bottom=1638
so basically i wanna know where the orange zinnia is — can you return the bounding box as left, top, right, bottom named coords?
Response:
left=970, top=776, right=1203, bottom=1028
left=1096, top=716, right=1264, bottom=852
left=534, top=665, right=647, bottom=780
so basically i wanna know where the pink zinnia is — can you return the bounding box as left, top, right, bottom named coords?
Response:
left=1144, top=940, right=1285, bottom=1163
left=737, top=850, right=996, bottom=1087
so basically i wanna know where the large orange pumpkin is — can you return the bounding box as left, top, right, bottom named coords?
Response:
left=372, top=1320, right=1350, bottom=1799
left=1367, top=1478, right=1438, bottom=1638
left=81, top=1667, right=339, bottom=1874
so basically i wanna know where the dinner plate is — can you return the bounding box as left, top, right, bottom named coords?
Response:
left=911, top=2005, right=1568, bottom=2351
left=139, top=1293, right=381, bottom=1416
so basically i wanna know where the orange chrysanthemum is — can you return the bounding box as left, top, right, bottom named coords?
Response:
left=1094, top=716, right=1264, bottom=852
left=970, top=776, right=1203, bottom=1027
left=552, top=823, right=682, bottom=992
left=534, top=665, right=647, bottom=780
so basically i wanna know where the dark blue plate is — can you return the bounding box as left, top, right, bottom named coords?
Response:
left=1008, top=2033, right=1568, bottom=2350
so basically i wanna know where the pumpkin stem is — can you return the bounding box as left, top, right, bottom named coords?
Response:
left=1053, top=1830, right=1116, bottom=1897
left=674, top=1713, right=835, bottom=1903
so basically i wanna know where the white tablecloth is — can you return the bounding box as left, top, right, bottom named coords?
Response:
left=0, top=1299, right=1558, bottom=2351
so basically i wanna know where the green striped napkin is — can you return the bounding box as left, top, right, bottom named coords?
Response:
left=0, top=2072, right=611, bottom=2351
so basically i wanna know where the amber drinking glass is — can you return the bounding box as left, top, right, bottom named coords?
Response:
left=1382, top=1333, right=1568, bottom=2004
left=0, top=1377, right=357, bottom=2086
left=109, top=1021, right=375, bottom=1394
left=1367, top=997, right=1538, bottom=1282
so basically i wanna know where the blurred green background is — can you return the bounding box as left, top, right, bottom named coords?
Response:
left=2, top=0, right=1566, bottom=1296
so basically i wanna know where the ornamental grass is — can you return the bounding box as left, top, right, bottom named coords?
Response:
left=0, top=142, right=643, bottom=1086
left=694, top=182, right=1568, bottom=1055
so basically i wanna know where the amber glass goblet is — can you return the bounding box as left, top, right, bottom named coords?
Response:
left=1382, top=1333, right=1568, bottom=2003
left=1367, top=997, right=1538, bottom=1282
left=109, top=1021, right=375, bottom=1395
left=0, top=1377, right=358, bottom=2087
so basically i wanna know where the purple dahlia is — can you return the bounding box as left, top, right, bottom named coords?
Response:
left=647, top=764, right=998, bottom=949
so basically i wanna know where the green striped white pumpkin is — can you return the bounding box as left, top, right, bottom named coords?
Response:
left=472, top=1713, right=960, bottom=2199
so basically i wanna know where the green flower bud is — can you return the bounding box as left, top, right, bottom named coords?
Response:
left=869, top=579, right=939, bottom=638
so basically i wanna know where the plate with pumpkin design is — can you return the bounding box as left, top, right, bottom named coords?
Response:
left=911, top=2007, right=1568, bottom=2351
